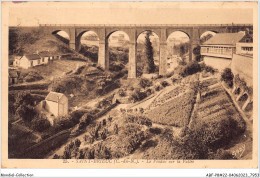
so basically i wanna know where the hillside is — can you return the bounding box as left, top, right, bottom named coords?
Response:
left=9, top=27, right=73, bottom=56
left=48, top=71, right=251, bottom=160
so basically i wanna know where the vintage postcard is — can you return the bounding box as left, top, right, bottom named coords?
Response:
left=1, top=1, right=258, bottom=169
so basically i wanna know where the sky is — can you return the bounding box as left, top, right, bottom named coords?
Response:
left=10, top=1, right=253, bottom=45
left=8, top=2, right=254, bottom=26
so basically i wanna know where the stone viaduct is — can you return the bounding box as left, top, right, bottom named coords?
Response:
left=40, top=24, right=253, bottom=78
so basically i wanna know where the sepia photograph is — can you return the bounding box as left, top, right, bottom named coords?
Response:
left=1, top=1, right=258, bottom=170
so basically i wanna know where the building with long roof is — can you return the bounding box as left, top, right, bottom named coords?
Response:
left=200, top=31, right=252, bottom=71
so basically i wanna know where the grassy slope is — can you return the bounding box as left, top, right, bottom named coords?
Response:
left=10, top=27, right=72, bottom=55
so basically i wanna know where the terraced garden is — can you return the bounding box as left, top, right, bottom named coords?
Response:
left=146, top=90, right=196, bottom=127
left=145, top=74, right=199, bottom=127
left=194, top=80, right=244, bottom=125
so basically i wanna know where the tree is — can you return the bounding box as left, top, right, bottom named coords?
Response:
left=221, top=68, right=234, bottom=88
left=143, top=31, right=155, bottom=73
left=16, top=104, right=37, bottom=122
left=9, top=28, right=20, bottom=55
left=8, top=28, right=42, bottom=55
left=180, top=45, right=185, bottom=57
left=31, top=113, right=51, bottom=132
left=14, top=92, right=35, bottom=110
left=193, top=45, right=201, bottom=62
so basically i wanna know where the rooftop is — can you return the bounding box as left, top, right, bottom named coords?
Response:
left=38, top=51, right=52, bottom=57
left=202, top=32, right=245, bottom=46
left=25, top=54, right=41, bottom=60
left=46, top=92, right=66, bottom=103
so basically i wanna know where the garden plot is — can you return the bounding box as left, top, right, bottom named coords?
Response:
left=179, top=73, right=199, bottom=84
left=148, top=85, right=187, bottom=110
left=200, top=77, right=219, bottom=88
left=146, top=90, right=196, bottom=127
left=196, top=79, right=244, bottom=125
left=198, top=102, right=233, bottom=119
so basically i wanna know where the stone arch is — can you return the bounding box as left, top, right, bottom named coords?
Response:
left=76, top=30, right=100, bottom=61
left=200, top=30, right=217, bottom=45
left=52, top=30, right=70, bottom=45
left=51, top=29, right=71, bottom=38
left=200, top=29, right=219, bottom=36
left=136, top=29, right=161, bottom=41
left=166, top=29, right=191, bottom=40
left=136, top=30, right=160, bottom=76
left=105, top=30, right=130, bottom=73
left=76, top=31, right=99, bottom=49
left=166, top=31, right=191, bottom=67
left=105, top=29, right=133, bottom=42
left=167, top=30, right=191, bottom=40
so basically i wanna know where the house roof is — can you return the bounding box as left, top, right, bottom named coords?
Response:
left=46, top=92, right=66, bottom=103
left=38, top=51, right=52, bottom=57
left=25, top=54, right=41, bottom=60
left=203, top=32, right=245, bottom=46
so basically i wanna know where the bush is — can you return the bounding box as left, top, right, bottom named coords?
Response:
left=171, top=77, right=178, bottom=84
left=139, top=78, right=152, bottom=89
left=78, top=143, right=112, bottom=159
left=53, top=154, right=61, bottom=159
left=166, top=71, right=174, bottom=78
left=129, top=88, right=147, bottom=103
left=178, top=60, right=187, bottom=66
left=189, top=116, right=245, bottom=150
left=145, top=88, right=153, bottom=96
left=23, top=71, right=43, bottom=82
left=14, top=92, right=35, bottom=109
left=79, top=45, right=98, bottom=63
left=149, top=127, right=162, bottom=135
left=209, top=149, right=235, bottom=160
left=117, top=123, right=145, bottom=154
left=109, top=62, right=124, bottom=72
left=97, top=98, right=112, bottom=109
left=70, top=110, right=86, bottom=124
left=179, top=61, right=201, bottom=77
left=74, top=65, right=85, bottom=75
left=201, top=63, right=217, bottom=74
left=124, top=114, right=152, bottom=127
left=53, top=111, right=85, bottom=132
left=50, top=76, right=83, bottom=95
left=16, top=104, right=37, bottom=122
left=154, top=85, right=161, bottom=91
left=221, top=68, right=234, bottom=88
left=118, top=89, right=126, bottom=97
left=161, top=81, right=169, bottom=87
left=31, top=113, right=51, bottom=132
left=80, top=113, right=93, bottom=126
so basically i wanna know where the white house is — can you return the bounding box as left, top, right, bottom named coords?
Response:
left=44, top=92, right=68, bottom=117
left=12, top=56, right=22, bottom=67
left=18, top=54, right=42, bottom=69
left=200, top=31, right=251, bottom=71
left=38, top=51, right=52, bottom=64
left=235, top=33, right=253, bottom=56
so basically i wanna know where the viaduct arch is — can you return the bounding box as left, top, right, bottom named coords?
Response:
left=41, top=24, right=253, bottom=78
